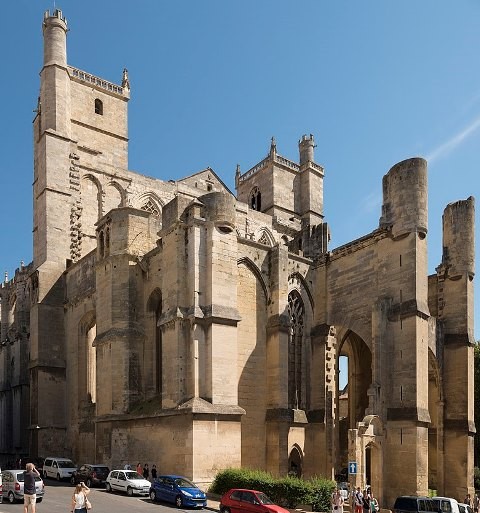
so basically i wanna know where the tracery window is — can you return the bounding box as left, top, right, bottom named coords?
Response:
left=250, top=187, right=262, bottom=211
left=141, top=200, right=160, bottom=218
left=288, top=291, right=305, bottom=409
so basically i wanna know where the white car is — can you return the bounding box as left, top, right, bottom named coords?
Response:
left=1, top=470, right=45, bottom=503
left=458, top=504, right=473, bottom=513
left=43, top=457, right=77, bottom=481
left=432, top=497, right=461, bottom=513
left=105, top=470, right=151, bottom=496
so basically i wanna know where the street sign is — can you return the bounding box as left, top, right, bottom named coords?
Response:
left=348, top=461, right=357, bottom=474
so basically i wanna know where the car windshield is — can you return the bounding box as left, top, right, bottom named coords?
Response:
left=58, top=461, right=75, bottom=468
left=125, top=471, right=143, bottom=480
left=17, top=474, right=42, bottom=482
left=257, top=492, right=274, bottom=505
left=93, top=466, right=109, bottom=472
left=175, top=478, right=196, bottom=488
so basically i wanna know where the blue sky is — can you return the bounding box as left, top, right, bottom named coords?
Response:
left=1, top=1, right=479, bottom=344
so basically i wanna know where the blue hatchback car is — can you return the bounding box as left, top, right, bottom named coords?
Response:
left=149, top=475, right=207, bottom=508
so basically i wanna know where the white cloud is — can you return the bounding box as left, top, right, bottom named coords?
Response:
left=361, top=190, right=382, bottom=213
left=427, top=114, right=480, bottom=164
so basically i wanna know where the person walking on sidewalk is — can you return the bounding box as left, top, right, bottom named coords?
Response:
left=332, top=488, right=345, bottom=513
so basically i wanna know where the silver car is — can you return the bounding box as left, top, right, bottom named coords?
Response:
left=1, top=470, right=45, bottom=503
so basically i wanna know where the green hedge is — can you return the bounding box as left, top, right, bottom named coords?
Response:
left=209, top=467, right=335, bottom=511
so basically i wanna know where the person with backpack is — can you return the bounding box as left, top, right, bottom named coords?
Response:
left=354, top=487, right=364, bottom=513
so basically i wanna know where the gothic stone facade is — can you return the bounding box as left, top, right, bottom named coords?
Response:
left=0, top=10, right=476, bottom=508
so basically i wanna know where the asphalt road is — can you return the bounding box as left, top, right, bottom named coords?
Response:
left=0, top=479, right=214, bottom=513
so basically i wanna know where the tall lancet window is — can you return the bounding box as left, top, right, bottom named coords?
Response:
left=288, top=291, right=304, bottom=409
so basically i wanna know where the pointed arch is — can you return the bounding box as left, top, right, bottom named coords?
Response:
left=134, top=192, right=164, bottom=218
left=237, top=257, right=269, bottom=303
left=288, top=271, right=314, bottom=312
left=81, top=174, right=102, bottom=232
left=103, top=180, right=126, bottom=215
left=255, top=226, right=276, bottom=247
left=288, top=290, right=305, bottom=409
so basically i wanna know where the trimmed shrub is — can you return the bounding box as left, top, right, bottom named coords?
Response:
left=209, top=468, right=335, bottom=511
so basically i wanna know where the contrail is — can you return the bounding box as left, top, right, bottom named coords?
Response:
left=427, top=114, right=480, bottom=164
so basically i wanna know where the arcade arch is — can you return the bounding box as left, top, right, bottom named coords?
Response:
left=336, top=329, right=373, bottom=480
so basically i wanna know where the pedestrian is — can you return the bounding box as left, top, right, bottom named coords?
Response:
left=136, top=462, right=142, bottom=474
left=473, top=493, right=480, bottom=513
left=363, top=488, right=371, bottom=513
left=370, top=492, right=379, bottom=513
left=332, top=488, right=345, bottom=513
left=143, top=463, right=150, bottom=480
left=354, top=487, right=364, bottom=513
left=71, top=481, right=91, bottom=513
left=464, top=494, right=473, bottom=508
left=23, top=462, right=40, bottom=513
left=151, top=464, right=157, bottom=480
left=123, top=463, right=131, bottom=470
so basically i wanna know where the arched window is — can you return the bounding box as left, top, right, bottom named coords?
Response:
left=288, top=291, right=305, bottom=409
left=99, top=231, right=105, bottom=258
left=249, top=187, right=262, bottom=211
left=141, top=199, right=161, bottom=218
left=105, top=227, right=110, bottom=257
left=94, top=98, right=103, bottom=115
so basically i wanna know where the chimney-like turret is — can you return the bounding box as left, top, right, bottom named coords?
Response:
left=299, top=134, right=315, bottom=165
left=43, top=9, right=68, bottom=67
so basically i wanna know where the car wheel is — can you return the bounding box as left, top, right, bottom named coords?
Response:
left=176, top=495, right=183, bottom=508
left=86, top=478, right=91, bottom=487
left=70, top=476, right=76, bottom=485
left=150, top=490, right=157, bottom=502
left=56, top=473, right=61, bottom=481
left=37, top=498, right=43, bottom=503
left=127, top=486, right=133, bottom=497
left=220, top=507, right=231, bottom=513
left=8, top=492, right=16, bottom=504
left=106, top=482, right=112, bottom=492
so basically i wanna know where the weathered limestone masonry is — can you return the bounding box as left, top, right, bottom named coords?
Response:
left=0, top=8, right=475, bottom=508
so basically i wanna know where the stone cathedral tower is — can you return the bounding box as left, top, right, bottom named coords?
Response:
left=0, top=10, right=475, bottom=508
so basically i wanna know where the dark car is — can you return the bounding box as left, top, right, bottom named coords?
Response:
left=393, top=496, right=439, bottom=513
left=71, top=464, right=110, bottom=487
left=220, top=489, right=290, bottom=513
left=149, top=475, right=207, bottom=508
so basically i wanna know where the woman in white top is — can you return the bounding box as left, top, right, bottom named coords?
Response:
left=71, top=482, right=91, bottom=513
left=332, top=488, right=345, bottom=513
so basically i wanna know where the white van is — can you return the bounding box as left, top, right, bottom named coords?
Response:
left=432, top=497, right=461, bottom=513
left=42, top=457, right=77, bottom=481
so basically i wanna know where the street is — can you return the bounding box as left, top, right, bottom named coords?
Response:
left=0, top=480, right=217, bottom=513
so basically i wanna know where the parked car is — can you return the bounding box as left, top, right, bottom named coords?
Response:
left=1, top=469, right=45, bottom=504
left=432, top=497, right=461, bottom=513
left=150, top=475, right=207, bottom=508
left=458, top=504, right=474, bottom=513
left=43, top=457, right=77, bottom=481
left=105, top=470, right=151, bottom=496
left=71, top=464, right=110, bottom=487
left=393, top=496, right=439, bottom=513
left=337, top=482, right=349, bottom=501
left=220, top=488, right=290, bottom=513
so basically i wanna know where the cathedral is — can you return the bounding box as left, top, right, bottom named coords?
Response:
left=0, top=9, right=476, bottom=507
